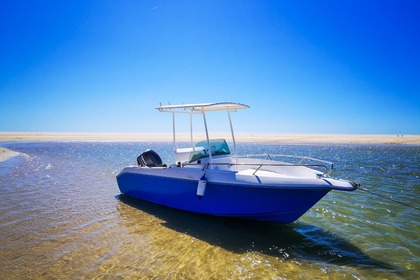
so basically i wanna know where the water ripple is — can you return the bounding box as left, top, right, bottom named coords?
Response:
left=0, top=142, right=418, bottom=279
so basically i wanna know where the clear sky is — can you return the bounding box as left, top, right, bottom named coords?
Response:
left=1, top=0, right=419, bottom=134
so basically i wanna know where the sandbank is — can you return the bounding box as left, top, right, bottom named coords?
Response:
left=0, top=132, right=419, bottom=145
left=0, top=148, right=21, bottom=163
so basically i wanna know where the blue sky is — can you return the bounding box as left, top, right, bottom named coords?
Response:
left=1, top=0, right=419, bottom=134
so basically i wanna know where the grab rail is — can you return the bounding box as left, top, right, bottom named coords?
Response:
left=244, top=154, right=334, bottom=176
left=175, top=154, right=334, bottom=176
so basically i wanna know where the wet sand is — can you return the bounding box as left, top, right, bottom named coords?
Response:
left=0, top=148, right=20, bottom=162
left=0, top=132, right=419, bottom=145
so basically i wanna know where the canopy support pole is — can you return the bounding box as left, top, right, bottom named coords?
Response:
left=227, top=110, right=238, bottom=170
left=172, top=112, right=177, bottom=150
left=202, top=110, right=212, bottom=162
left=190, top=112, right=194, bottom=150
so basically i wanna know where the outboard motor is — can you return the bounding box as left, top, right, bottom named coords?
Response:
left=137, top=149, right=163, bottom=167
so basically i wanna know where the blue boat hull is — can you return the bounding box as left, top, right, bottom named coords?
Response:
left=116, top=171, right=330, bottom=224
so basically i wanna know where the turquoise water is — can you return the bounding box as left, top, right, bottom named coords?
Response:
left=0, top=142, right=418, bottom=279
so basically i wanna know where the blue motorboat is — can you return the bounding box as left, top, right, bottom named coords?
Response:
left=116, top=102, right=358, bottom=224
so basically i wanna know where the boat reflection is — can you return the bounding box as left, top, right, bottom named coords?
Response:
left=117, top=194, right=398, bottom=271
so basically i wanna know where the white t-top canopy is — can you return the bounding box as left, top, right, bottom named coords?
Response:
left=156, top=102, right=249, bottom=113
left=156, top=102, right=248, bottom=162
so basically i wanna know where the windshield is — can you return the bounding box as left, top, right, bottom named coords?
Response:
left=190, top=139, right=231, bottom=162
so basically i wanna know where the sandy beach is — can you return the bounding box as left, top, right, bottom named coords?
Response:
left=0, top=132, right=419, bottom=145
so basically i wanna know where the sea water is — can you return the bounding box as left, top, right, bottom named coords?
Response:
left=0, top=142, right=418, bottom=279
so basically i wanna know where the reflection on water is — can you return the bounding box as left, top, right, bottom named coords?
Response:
left=118, top=194, right=397, bottom=269
left=0, top=142, right=418, bottom=279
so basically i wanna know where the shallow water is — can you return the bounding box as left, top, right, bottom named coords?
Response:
left=0, top=142, right=418, bottom=279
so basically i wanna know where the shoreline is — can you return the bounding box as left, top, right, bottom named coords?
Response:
left=0, top=148, right=21, bottom=163
left=0, top=132, right=419, bottom=145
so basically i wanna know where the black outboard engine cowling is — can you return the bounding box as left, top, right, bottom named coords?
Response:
left=137, top=149, right=163, bottom=167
